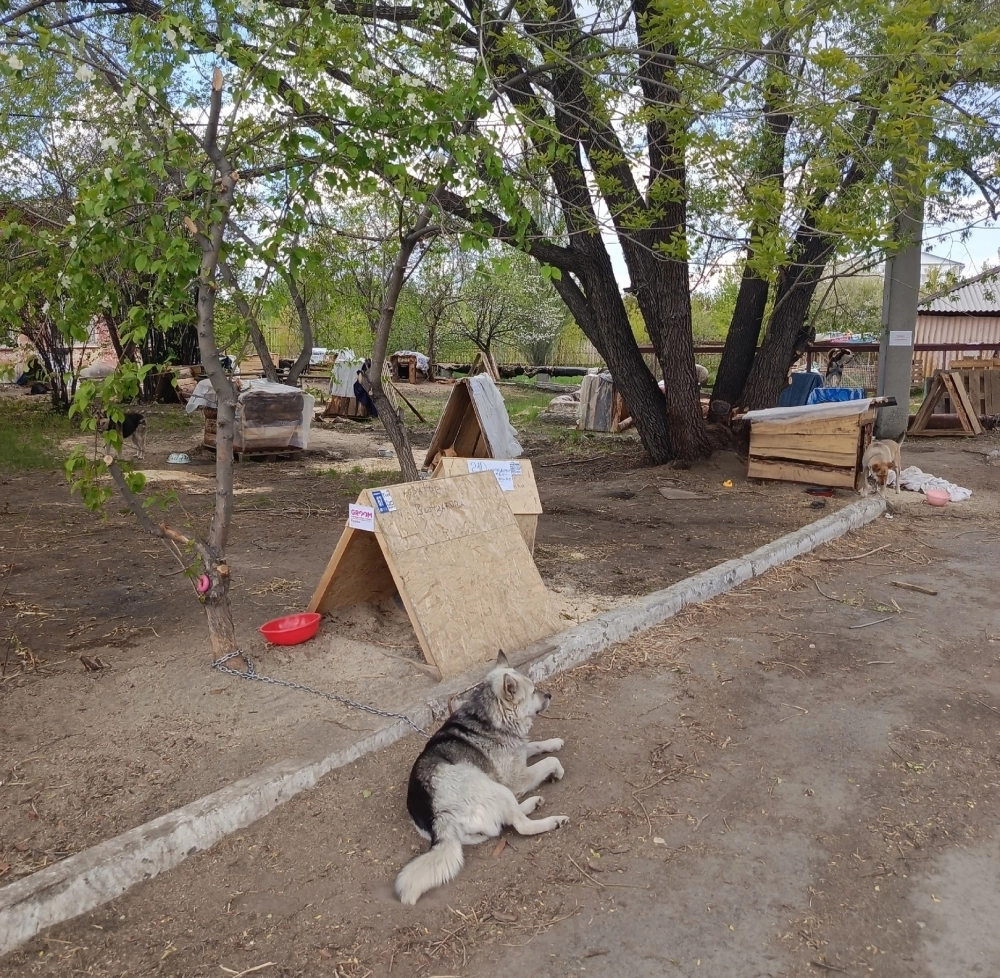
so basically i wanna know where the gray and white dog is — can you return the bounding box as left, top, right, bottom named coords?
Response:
left=395, top=651, right=569, bottom=905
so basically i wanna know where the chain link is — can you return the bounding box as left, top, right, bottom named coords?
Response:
left=212, top=649, right=428, bottom=737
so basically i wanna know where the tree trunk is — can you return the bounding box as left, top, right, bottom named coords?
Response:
left=552, top=266, right=674, bottom=463
left=219, top=261, right=279, bottom=382
left=741, top=265, right=825, bottom=410
left=203, top=555, right=237, bottom=661
left=427, top=316, right=437, bottom=380
left=709, top=262, right=770, bottom=420
left=631, top=252, right=713, bottom=460
left=284, top=273, right=313, bottom=387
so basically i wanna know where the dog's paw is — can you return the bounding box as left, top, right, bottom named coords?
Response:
left=553, top=815, right=570, bottom=828
left=548, top=761, right=565, bottom=782
left=549, top=738, right=565, bottom=752
left=520, top=795, right=543, bottom=814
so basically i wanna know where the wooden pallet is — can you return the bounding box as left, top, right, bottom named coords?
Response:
left=910, top=371, right=982, bottom=437
left=933, top=367, right=1000, bottom=418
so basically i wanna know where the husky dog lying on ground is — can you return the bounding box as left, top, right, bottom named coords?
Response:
left=395, top=651, right=569, bottom=905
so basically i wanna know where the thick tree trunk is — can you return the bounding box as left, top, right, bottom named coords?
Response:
left=552, top=265, right=673, bottom=463
left=631, top=252, right=712, bottom=460
left=709, top=262, right=770, bottom=420
left=741, top=265, right=825, bottom=411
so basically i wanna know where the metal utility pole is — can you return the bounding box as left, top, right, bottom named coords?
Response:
left=876, top=193, right=924, bottom=440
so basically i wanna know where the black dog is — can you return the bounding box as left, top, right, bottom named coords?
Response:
left=97, top=413, right=147, bottom=460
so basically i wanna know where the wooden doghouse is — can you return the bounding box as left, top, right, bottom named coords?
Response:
left=389, top=353, right=420, bottom=384
left=742, top=399, right=878, bottom=490
left=308, top=473, right=558, bottom=679
left=431, top=456, right=543, bottom=554
left=424, top=374, right=522, bottom=467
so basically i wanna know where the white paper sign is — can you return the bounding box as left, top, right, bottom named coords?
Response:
left=348, top=504, right=375, bottom=531
left=510, top=461, right=523, bottom=476
left=888, top=330, right=913, bottom=347
left=467, top=459, right=515, bottom=491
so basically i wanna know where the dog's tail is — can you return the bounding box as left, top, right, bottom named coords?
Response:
left=395, top=837, right=464, bottom=905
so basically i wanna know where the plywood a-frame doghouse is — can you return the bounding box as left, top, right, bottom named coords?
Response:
left=909, top=370, right=983, bottom=437
left=307, top=472, right=558, bottom=679
left=430, top=456, right=543, bottom=554
left=423, top=374, right=523, bottom=468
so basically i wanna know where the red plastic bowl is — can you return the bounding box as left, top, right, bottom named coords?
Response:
left=259, top=612, right=321, bottom=646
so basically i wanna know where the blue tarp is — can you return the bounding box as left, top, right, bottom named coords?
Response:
left=807, top=387, right=866, bottom=404
left=778, top=372, right=824, bottom=408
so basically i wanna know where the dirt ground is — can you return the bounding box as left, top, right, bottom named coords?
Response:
left=1, top=427, right=997, bottom=977
left=0, top=384, right=879, bottom=887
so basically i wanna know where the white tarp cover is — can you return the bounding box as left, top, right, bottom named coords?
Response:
left=467, top=373, right=523, bottom=458
left=742, top=397, right=876, bottom=425
left=329, top=355, right=365, bottom=397
left=392, top=350, right=431, bottom=375
left=186, top=378, right=315, bottom=450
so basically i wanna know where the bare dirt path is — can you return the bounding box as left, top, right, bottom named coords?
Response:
left=3, top=444, right=997, bottom=978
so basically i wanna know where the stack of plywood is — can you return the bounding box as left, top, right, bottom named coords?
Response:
left=744, top=401, right=876, bottom=490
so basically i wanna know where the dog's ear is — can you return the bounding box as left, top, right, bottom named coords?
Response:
left=496, top=649, right=509, bottom=668
left=502, top=672, right=519, bottom=701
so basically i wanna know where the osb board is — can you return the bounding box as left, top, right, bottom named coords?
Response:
left=309, top=472, right=558, bottom=679
left=308, top=526, right=398, bottom=613
left=747, top=458, right=857, bottom=489
left=430, top=456, right=543, bottom=515
left=515, top=514, right=538, bottom=554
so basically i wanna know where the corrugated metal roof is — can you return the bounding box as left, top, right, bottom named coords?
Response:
left=920, top=268, right=1000, bottom=314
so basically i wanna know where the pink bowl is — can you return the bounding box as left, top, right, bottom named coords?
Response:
left=926, top=489, right=950, bottom=507
left=259, top=612, right=321, bottom=645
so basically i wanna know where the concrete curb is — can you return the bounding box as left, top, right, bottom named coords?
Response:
left=0, top=496, right=886, bottom=956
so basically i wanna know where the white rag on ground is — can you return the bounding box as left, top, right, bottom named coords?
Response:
left=889, top=465, right=972, bottom=501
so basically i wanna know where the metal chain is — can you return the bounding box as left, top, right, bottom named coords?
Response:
left=212, top=649, right=428, bottom=737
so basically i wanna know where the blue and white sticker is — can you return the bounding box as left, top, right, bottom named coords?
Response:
left=371, top=489, right=396, bottom=513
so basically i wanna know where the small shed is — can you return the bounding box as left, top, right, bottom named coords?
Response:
left=915, top=269, right=1000, bottom=376
left=186, top=379, right=314, bottom=454
left=742, top=399, right=878, bottom=490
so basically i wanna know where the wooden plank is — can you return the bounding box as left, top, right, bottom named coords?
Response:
left=941, top=372, right=983, bottom=434
left=749, top=431, right=860, bottom=452
left=910, top=375, right=945, bottom=433
left=988, top=371, right=1000, bottom=415
left=750, top=416, right=864, bottom=438
left=750, top=445, right=858, bottom=466
left=747, top=458, right=857, bottom=488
